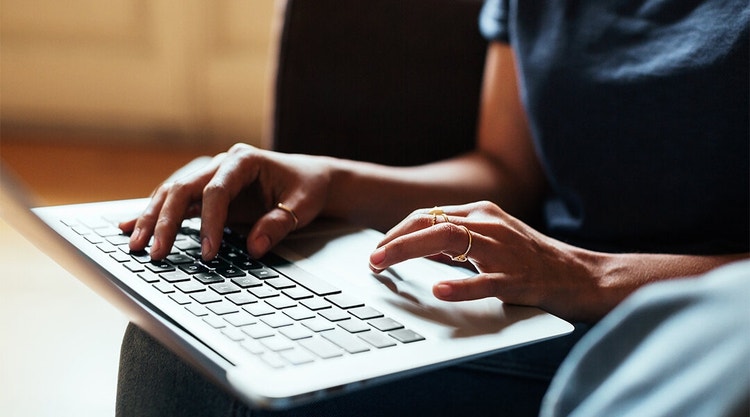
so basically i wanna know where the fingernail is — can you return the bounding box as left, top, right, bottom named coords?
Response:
left=150, top=237, right=161, bottom=256
left=130, top=227, right=140, bottom=241
left=434, top=283, right=453, bottom=298
left=369, top=247, right=386, bottom=268
left=254, top=235, right=271, bottom=255
left=201, top=237, right=212, bottom=258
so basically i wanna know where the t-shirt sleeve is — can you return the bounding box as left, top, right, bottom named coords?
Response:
left=479, top=0, right=510, bottom=42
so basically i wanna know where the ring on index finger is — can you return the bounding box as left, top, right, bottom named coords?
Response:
left=428, top=206, right=449, bottom=226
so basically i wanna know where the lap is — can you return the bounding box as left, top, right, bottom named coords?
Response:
left=541, top=259, right=750, bottom=417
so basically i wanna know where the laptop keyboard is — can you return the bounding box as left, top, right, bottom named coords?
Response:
left=64, top=217, right=425, bottom=369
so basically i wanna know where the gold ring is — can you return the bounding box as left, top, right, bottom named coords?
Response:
left=450, top=225, right=472, bottom=262
left=428, top=206, right=449, bottom=226
left=276, top=203, right=299, bottom=230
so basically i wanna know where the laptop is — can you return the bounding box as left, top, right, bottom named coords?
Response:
left=0, top=165, right=573, bottom=410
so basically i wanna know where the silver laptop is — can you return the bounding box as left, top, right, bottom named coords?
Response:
left=0, top=166, right=573, bottom=410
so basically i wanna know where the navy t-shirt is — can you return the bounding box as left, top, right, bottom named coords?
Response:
left=480, top=0, right=749, bottom=254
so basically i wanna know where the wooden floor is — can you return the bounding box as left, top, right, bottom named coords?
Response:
left=0, top=128, right=225, bottom=417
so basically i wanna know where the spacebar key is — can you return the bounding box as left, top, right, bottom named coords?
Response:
left=272, top=262, right=341, bottom=296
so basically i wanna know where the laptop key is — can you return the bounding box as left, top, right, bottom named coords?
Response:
left=389, top=328, right=425, bottom=343
left=319, top=308, right=350, bottom=322
left=298, top=337, right=343, bottom=359
left=207, top=301, right=240, bottom=315
left=194, top=271, right=224, bottom=284
left=242, top=323, right=275, bottom=339
left=283, top=306, right=316, bottom=321
left=301, top=317, right=336, bottom=333
left=279, top=324, right=313, bottom=341
left=358, top=331, right=397, bottom=349
left=123, top=262, right=145, bottom=273
left=138, top=271, right=160, bottom=283
left=280, top=348, right=315, bottom=365
left=180, top=263, right=208, bottom=274
left=322, top=329, right=370, bottom=354
left=349, top=306, right=384, bottom=320
left=232, top=276, right=263, bottom=288
left=326, top=294, right=365, bottom=310
left=226, top=292, right=257, bottom=306
left=153, top=282, right=175, bottom=294
left=191, top=291, right=223, bottom=304
left=176, top=280, right=206, bottom=293
left=249, top=267, right=279, bottom=279
left=169, top=292, right=192, bottom=305
left=221, top=327, right=246, bottom=342
left=224, top=312, right=257, bottom=327
left=166, top=254, right=194, bottom=264
left=244, top=302, right=275, bottom=317
left=185, top=304, right=209, bottom=317
left=261, top=313, right=294, bottom=328
left=369, top=317, right=404, bottom=332
left=110, top=252, right=131, bottom=263
left=275, top=264, right=340, bottom=296
left=266, top=296, right=297, bottom=310
left=210, top=282, right=241, bottom=295
left=161, top=271, right=192, bottom=283
left=216, top=266, right=246, bottom=278
left=146, top=261, right=175, bottom=274
left=265, top=277, right=296, bottom=290
left=300, top=298, right=331, bottom=311
left=249, top=286, right=279, bottom=299
left=283, top=287, right=314, bottom=300
left=338, top=320, right=371, bottom=334
left=203, top=315, right=227, bottom=329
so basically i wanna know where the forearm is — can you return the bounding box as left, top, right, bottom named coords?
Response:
left=318, top=151, right=537, bottom=231
left=563, top=245, right=750, bottom=321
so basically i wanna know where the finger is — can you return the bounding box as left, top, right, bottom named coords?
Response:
left=200, top=150, right=261, bottom=259
left=127, top=186, right=169, bottom=253
left=150, top=181, right=204, bottom=259
left=126, top=156, right=222, bottom=255
left=369, top=222, right=475, bottom=272
left=118, top=218, right=137, bottom=234
left=433, top=273, right=505, bottom=302
left=378, top=203, right=475, bottom=247
left=245, top=203, right=299, bottom=258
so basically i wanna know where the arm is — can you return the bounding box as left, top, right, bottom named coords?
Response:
left=122, top=43, right=542, bottom=259
left=320, top=42, right=544, bottom=230
left=364, top=44, right=749, bottom=323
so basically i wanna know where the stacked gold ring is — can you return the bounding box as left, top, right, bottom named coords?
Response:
left=428, top=206, right=449, bottom=225
left=450, top=225, right=472, bottom=262
left=429, top=206, right=472, bottom=262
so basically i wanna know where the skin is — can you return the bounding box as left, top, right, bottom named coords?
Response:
left=120, top=43, right=748, bottom=323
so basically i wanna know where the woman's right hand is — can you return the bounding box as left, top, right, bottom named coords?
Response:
left=118, top=143, right=332, bottom=261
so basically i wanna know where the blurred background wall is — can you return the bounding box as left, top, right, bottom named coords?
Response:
left=0, top=3, right=278, bottom=415
left=1, top=0, right=276, bottom=148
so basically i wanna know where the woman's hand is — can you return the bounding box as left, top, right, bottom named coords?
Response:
left=119, top=143, right=331, bottom=260
left=368, top=201, right=605, bottom=321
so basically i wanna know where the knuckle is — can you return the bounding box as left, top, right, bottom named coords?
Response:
left=202, top=181, right=230, bottom=200
left=157, top=181, right=175, bottom=194
left=228, top=142, right=251, bottom=154
left=481, top=274, right=504, bottom=298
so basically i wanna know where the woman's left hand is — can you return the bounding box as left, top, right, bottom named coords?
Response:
left=368, top=201, right=602, bottom=321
